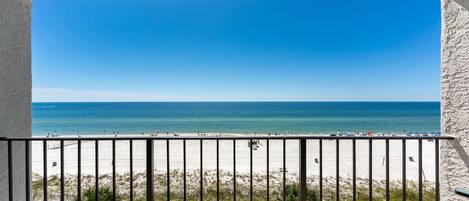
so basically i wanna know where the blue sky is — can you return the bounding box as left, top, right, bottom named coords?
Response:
left=33, top=0, right=441, bottom=102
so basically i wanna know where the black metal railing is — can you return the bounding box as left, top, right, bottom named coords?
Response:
left=1, top=135, right=455, bottom=201
left=455, top=188, right=469, bottom=198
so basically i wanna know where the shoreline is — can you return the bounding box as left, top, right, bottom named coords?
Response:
left=32, top=131, right=441, bottom=138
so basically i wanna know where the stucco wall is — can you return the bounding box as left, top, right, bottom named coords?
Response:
left=0, top=0, right=32, bottom=200
left=441, top=0, right=469, bottom=200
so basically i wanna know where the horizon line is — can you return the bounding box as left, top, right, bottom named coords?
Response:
left=32, top=100, right=441, bottom=103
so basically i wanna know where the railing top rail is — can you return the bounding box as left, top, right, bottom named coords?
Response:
left=0, top=135, right=456, bottom=141
left=455, top=188, right=469, bottom=198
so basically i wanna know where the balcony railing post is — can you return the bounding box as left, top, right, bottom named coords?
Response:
left=435, top=139, right=440, bottom=201
left=8, top=140, right=13, bottom=201
left=299, top=138, right=307, bottom=201
left=25, top=140, right=31, bottom=201
left=146, top=139, right=154, bottom=201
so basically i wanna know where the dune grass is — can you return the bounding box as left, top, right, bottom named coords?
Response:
left=32, top=170, right=435, bottom=201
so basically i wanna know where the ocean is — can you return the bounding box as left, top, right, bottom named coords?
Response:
left=32, top=102, right=440, bottom=136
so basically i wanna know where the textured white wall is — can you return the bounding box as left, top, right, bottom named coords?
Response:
left=441, top=0, right=469, bottom=200
left=0, top=0, right=32, bottom=200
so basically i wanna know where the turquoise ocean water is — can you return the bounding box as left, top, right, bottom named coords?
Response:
left=32, top=102, right=440, bottom=136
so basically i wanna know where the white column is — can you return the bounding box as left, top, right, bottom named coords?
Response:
left=441, top=0, right=469, bottom=200
left=0, top=0, right=32, bottom=200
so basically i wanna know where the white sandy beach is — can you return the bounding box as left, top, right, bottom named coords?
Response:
left=31, top=134, right=439, bottom=183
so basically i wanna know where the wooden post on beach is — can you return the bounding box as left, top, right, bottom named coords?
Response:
left=299, top=139, right=307, bottom=201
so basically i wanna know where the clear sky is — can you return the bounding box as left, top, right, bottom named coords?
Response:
left=33, top=0, right=441, bottom=102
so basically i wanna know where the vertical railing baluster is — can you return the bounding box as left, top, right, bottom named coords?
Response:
left=233, top=139, right=237, bottom=201
left=319, top=139, right=323, bottom=201
left=146, top=140, right=154, bottom=201
left=8, top=140, right=13, bottom=201
left=336, top=139, right=340, bottom=201
left=95, top=140, right=99, bottom=201
left=183, top=139, right=187, bottom=201
left=386, top=139, right=390, bottom=201
left=250, top=139, right=253, bottom=201
left=216, top=139, right=220, bottom=201
left=26, top=140, right=31, bottom=201
left=43, top=140, right=48, bottom=201
left=60, top=140, right=65, bottom=201
left=167, top=139, right=170, bottom=201
left=435, top=139, right=440, bottom=201
left=418, top=139, right=423, bottom=201
left=402, top=139, right=406, bottom=201
left=112, top=140, right=116, bottom=201
left=129, top=140, right=133, bottom=201
left=266, top=139, right=270, bottom=201
left=353, top=139, right=356, bottom=201
left=299, top=139, right=307, bottom=201
left=200, top=139, right=203, bottom=201
left=283, top=139, right=286, bottom=201
left=369, top=139, right=372, bottom=201
left=77, top=140, right=81, bottom=201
